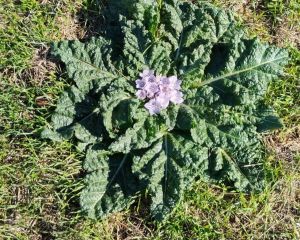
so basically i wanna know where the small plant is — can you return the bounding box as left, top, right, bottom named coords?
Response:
left=43, top=0, right=288, bottom=220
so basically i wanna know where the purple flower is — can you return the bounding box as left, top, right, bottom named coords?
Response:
left=160, top=76, right=170, bottom=85
left=168, top=76, right=182, bottom=90
left=156, top=94, right=170, bottom=108
left=145, top=83, right=159, bottom=98
left=140, top=69, right=154, bottom=78
left=170, top=90, right=184, bottom=104
left=136, top=90, right=147, bottom=100
left=135, top=69, right=184, bottom=115
left=145, top=99, right=162, bottom=115
left=144, top=75, right=157, bottom=83
left=136, top=79, right=146, bottom=89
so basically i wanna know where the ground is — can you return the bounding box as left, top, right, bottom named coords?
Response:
left=0, top=0, right=299, bottom=239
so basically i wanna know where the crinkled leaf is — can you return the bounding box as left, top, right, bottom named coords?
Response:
left=51, top=37, right=119, bottom=91
left=109, top=115, right=168, bottom=153
left=81, top=147, right=139, bottom=218
left=42, top=86, right=103, bottom=146
left=132, top=134, right=208, bottom=220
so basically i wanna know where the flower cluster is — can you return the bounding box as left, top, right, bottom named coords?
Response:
left=136, top=69, right=184, bottom=115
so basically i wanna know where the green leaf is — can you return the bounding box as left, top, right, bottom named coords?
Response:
left=109, top=116, right=168, bottom=153
left=81, top=148, right=139, bottom=219
left=42, top=86, right=102, bottom=144
left=255, top=108, right=283, bottom=132
left=121, top=19, right=151, bottom=77
left=191, top=122, right=265, bottom=191
left=191, top=39, right=289, bottom=105
left=51, top=37, right=118, bottom=91
left=99, top=89, right=132, bottom=138
left=132, top=134, right=208, bottom=220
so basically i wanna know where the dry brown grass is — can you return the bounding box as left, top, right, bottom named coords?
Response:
left=265, top=127, right=300, bottom=162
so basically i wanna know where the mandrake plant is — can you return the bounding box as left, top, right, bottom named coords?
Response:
left=42, top=0, right=289, bottom=220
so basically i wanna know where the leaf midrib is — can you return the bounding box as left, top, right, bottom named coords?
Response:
left=70, top=55, right=116, bottom=78
left=189, top=55, right=288, bottom=88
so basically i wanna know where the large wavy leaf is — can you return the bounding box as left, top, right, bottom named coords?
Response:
left=132, top=134, right=208, bottom=220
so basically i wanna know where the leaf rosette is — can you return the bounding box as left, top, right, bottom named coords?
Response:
left=42, top=0, right=289, bottom=220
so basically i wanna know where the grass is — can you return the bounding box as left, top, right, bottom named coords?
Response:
left=0, top=0, right=299, bottom=239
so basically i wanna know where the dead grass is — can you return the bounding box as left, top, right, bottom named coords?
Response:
left=18, top=47, right=56, bottom=86
left=275, top=18, right=300, bottom=47
left=265, top=127, right=300, bottom=162
left=211, top=0, right=300, bottom=48
left=56, top=12, right=86, bottom=40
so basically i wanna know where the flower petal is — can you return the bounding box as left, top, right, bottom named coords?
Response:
left=136, top=90, right=147, bottom=100
left=145, top=99, right=162, bottom=115
left=170, top=90, right=184, bottom=104
left=136, top=79, right=146, bottom=89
